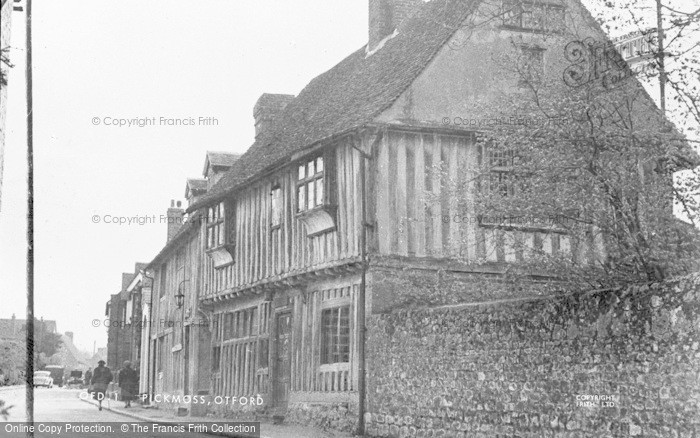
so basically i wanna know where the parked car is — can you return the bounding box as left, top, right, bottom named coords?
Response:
left=33, top=371, right=53, bottom=388
left=43, top=365, right=65, bottom=387
left=65, top=370, right=83, bottom=388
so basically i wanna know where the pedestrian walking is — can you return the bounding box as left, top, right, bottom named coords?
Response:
left=117, top=361, right=138, bottom=408
left=90, top=360, right=112, bottom=411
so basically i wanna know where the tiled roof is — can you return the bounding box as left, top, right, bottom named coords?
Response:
left=189, top=0, right=476, bottom=211
left=146, top=210, right=203, bottom=269
left=203, top=151, right=241, bottom=176
left=186, top=179, right=207, bottom=192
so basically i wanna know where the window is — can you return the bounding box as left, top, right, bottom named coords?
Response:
left=212, top=346, right=221, bottom=372
left=222, top=307, right=258, bottom=341
left=159, top=263, right=167, bottom=298
left=485, top=148, right=516, bottom=197
left=176, top=248, right=185, bottom=271
left=321, top=306, right=350, bottom=365
left=258, top=339, right=269, bottom=368
left=206, top=202, right=226, bottom=249
left=519, top=46, right=545, bottom=85
left=270, top=185, right=282, bottom=228
left=502, top=0, right=565, bottom=33
left=157, top=336, right=167, bottom=371
left=297, top=156, right=325, bottom=213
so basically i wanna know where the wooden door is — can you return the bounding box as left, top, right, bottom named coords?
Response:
left=273, top=312, right=292, bottom=411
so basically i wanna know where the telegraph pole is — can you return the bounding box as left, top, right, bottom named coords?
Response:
left=25, top=0, right=34, bottom=434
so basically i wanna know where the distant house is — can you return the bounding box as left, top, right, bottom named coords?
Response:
left=0, top=314, right=57, bottom=341
left=105, top=264, right=147, bottom=370
left=50, top=332, right=89, bottom=371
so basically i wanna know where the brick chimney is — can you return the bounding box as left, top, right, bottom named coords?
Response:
left=166, top=199, right=184, bottom=242
left=65, top=331, right=74, bottom=342
left=254, top=93, right=295, bottom=141
left=368, top=0, right=423, bottom=52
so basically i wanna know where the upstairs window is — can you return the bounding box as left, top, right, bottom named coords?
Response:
left=297, top=156, right=325, bottom=213
left=176, top=248, right=185, bottom=272
left=320, top=306, right=350, bottom=365
left=502, top=0, right=565, bottom=33
left=159, top=263, right=167, bottom=298
left=484, top=147, right=516, bottom=197
left=206, top=202, right=226, bottom=249
left=519, top=46, right=545, bottom=86
left=270, top=185, right=283, bottom=228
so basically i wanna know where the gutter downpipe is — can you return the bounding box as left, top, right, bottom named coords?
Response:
left=351, top=127, right=383, bottom=436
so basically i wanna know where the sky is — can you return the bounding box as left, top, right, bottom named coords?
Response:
left=0, top=0, right=367, bottom=352
left=0, top=0, right=697, bottom=354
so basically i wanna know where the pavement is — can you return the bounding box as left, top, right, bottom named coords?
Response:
left=1, top=387, right=354, bottom=437
left=78, top=394, right=354, bottom=438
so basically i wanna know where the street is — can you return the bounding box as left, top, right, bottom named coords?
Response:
left=0, top=386, right=213, bottom=437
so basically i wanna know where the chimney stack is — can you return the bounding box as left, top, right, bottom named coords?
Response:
left=253, top=93, right=295, bottom=141
left=65, top=331, right=74, bottom=342
left=368, top=0, right=423, bottom=52
left=166, top=199, right=184, bottom=242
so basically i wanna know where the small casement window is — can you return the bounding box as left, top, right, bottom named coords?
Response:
left=159, top=263, right=167, bottom=298
left=502, top=0, right=565, bottom=33
left=484, top=147, right=516, bottom=197
left=320, top=306, right=350, bottom=365
left=297, top=156, right=325, bottom=213
left=176, top=248, right=185, bottom=272
left=270, top=185, right=283, bottom=228
left=519, top=46, right=545, bottom=86
left=258, top=338, right=269, bottom=368
left=206, top=202, right=226, bottom=249
left=222, top=307, right=258, bottom=341
left=212, top=346, right=221, bottom=372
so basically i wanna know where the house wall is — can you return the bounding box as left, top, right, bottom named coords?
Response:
left=201, top=137, right=364, bottom=299
left=376, top=0, right=659, bottom=128
left=150, top=227, right=205, bottom=406
left=106, top=296, right=132, bottom=371
left=206, top=274, right=362, bottom=432
left=364, top=273, right=700, bottom=438
left=371, top=130, right=598, bottom=271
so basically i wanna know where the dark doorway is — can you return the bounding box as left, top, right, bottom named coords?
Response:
left=272, top=312, right=292, bottom=413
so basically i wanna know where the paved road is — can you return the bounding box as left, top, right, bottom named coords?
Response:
left=0, top=387, right=212, bottom=437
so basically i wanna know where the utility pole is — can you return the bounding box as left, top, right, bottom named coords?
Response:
left=656, top=0, right=666, bottom=113
left=25, top=0, right=34, bottom=434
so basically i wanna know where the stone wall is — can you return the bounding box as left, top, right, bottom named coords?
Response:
left=286, top=401, right=357, bottom=432
left=365, top=272, right=700, bottom=437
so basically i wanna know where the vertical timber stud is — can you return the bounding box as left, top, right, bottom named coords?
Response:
left=352, top=128, right=382, bottom=436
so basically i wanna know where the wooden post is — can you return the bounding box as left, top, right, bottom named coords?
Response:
left=25, top=0, right=34, bottom=434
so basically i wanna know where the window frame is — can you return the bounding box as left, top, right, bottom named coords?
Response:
left=483, top=145, right=517, bottom=198
left=320, top=305, right=351, bottom=366
left=501, top=0, right=565, bottom=34
left=518, top=45, right=546, bottom=87
left=270, top=184, right=283, bottom=229
left=159, top=263, right=167, bottom=298
left=205, top=202, right=226, bottom=250
left=296, top=155, right=326, bottom=214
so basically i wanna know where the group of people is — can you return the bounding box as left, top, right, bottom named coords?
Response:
left=88, top=360, right=139, bottom=411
